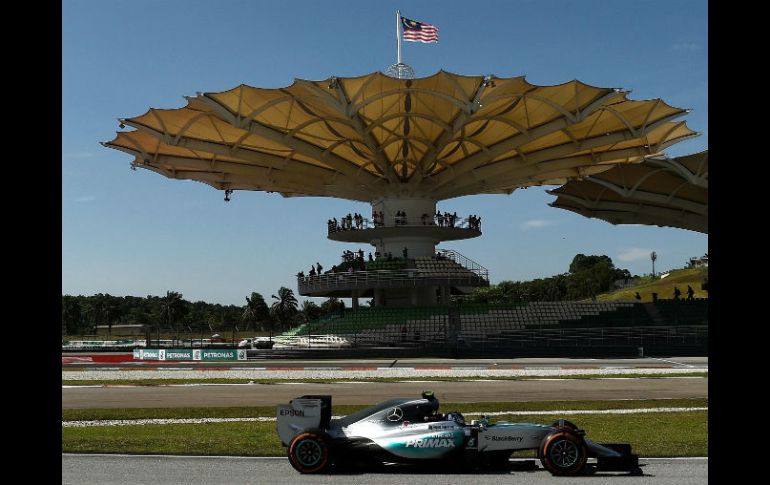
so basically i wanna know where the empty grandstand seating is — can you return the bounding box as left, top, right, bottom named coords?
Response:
left=365, top=259, right=410, bottom=271
left=278, top=299, right=707, bottom=348
left=414, top=257, right=480, bottom=279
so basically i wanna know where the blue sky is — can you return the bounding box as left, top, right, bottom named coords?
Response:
left=62, top=0, right=708, bottom=306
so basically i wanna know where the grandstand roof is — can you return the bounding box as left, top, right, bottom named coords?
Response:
left=103, top=70, right=697, bottom=202
left=547, top=150, right=708, bottom=233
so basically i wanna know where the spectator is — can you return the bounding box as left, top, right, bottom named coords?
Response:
left=316, top=262, right=323, bottom=274
left=368, top=252, right=373, bottom=262
left=673, top=287, right=681, bottom=300
left=634, top=292, right=642, bottom=302
left=402, top=246, right=408, bottom=259
left=309, top=267, right=316, bottom=276
left=421, top=213, right=428, bottom=225
left=652, top=292, right=658, bottom=302
left=687, top=285, right=695, bottom=300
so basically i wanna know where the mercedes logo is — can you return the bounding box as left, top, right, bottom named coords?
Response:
left=386, top=407, right=404, bottom=422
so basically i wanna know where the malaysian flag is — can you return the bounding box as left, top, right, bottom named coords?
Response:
left=401, top=16, right=439, bottom=43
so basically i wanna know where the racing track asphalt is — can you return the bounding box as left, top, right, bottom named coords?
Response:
left=61, top=454, right=708, bottom=485
left=62, top=377, right=707, bottom=408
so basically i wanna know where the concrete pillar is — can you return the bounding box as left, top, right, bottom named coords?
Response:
left=371, top=197, right=438, bottom=258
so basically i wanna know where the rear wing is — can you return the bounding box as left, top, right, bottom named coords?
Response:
left=276, top=395, right=332, bottom=446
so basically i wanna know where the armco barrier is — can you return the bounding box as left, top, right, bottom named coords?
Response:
left=134, top=348, right=247, bottom=361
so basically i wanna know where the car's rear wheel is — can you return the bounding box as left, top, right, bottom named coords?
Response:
left=287, top=428, right=331, bottom=474
left=539, top=430, right=588, bottom=476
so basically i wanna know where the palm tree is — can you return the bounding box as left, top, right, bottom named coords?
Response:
left=243, top=292, right=270, bottom=332
left=160, top=291, right=184, bottom=332
left=271, top=287, right=298, bottom=336
left=300, top=300, right=321, bottom=323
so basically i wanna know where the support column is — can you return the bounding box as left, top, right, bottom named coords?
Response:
left=440, top=286, right=450, bottom=305
left=352, top=290, right=359, bottom=310
left=371, top=197, right=438, bottom=258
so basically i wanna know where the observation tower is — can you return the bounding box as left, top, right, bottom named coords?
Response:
left=103, top=69, right=696, bottom=307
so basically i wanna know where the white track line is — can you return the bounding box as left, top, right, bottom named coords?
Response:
left=649, top=357, right=695, bottom=368
left=62, top=406, right=707, bottom=427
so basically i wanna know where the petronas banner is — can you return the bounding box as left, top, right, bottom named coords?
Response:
left=133, top=348, right=246, bottom=361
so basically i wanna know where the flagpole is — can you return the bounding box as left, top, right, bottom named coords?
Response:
left=396, top=10, right=402, bottom=65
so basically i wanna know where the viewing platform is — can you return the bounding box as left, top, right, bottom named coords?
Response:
left=327, top=213, right=482, bottom=244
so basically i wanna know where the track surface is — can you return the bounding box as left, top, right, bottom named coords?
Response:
left=62, top=377, right=707, bottom=408
left=61, top=454, right=708, bottom=485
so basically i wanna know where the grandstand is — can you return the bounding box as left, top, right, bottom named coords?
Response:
left=283, top=299, right=707, bottom=353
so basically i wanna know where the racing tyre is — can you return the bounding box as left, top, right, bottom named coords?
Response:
left=539, top=430, right=588, bottom=476
left=287, top=428, right=332, bottom=474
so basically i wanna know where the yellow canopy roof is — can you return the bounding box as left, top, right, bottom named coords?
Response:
left=103, top=70, right=697, bottom=202
left=548, top=150, right=708, bottom=233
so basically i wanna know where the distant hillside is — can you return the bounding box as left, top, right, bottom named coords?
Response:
left=597, top=267, right=708, bottom=303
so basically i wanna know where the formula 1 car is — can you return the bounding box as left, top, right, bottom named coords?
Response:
left=277, top=391, right=640, bottom=475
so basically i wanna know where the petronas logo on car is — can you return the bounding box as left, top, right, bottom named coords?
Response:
left=405, top=438, right=456, bottom=448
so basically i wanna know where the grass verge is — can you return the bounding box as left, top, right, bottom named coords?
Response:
left=62, top=410, right=707, bottom=457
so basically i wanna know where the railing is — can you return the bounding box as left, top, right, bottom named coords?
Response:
left=328, top=214, right=481, bottom=235
left=298, top=268, right=489, bottom=293
left=435, top=248, right=488, bottom=279
left=466, top=325, right=705, bottom=349
left=266, top=325, right=707, bottom=354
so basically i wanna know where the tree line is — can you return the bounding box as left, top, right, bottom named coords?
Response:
left=61, top=287, right=344, bottom=335
left=466, top=254, right=632, bottom=304
left=62, top=254, right=631, bottom=334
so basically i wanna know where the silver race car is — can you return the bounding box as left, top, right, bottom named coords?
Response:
left=277, top=391, right=640, bottom=475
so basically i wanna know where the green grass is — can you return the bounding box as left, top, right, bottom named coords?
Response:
left=61, top=372, right=707, bottom=387
left=597, top=267, right=708, bottom=302
left=62, top=398, right=707, bottom=421
left=62, top=409, right=707, bottom=457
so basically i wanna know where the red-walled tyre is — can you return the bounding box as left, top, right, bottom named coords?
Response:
left=539, top=430, right=588, bottom=476
left=287, top=428, right=331, bottom=474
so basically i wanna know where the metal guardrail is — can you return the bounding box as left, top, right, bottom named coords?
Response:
left=262, top=325, right=707, bottom=356
left=435, top=248, right=488, bottom=277
left=328, top=214, right=481, bottom=235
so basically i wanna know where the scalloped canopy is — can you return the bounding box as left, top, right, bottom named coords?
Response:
left=548, top=150, right=708, bottom=233
left=104, top=70, right=697, bottom=202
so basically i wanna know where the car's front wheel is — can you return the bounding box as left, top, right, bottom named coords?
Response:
left=539, top=430, right=587, bottom=476
left=287, top=428, right=332, bottom=474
